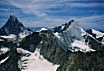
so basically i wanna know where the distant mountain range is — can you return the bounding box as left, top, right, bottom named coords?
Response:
left=27, top=27, right=51, bottom=32
left=0, top=15, right=104, bottom=71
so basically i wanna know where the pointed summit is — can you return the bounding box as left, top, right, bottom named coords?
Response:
left=53, top=20, right=75, bottom=33
left=0, top=15, right=29, bottom=35
left=62, top=19, right=75, bottom=31
left=9, top=15, right=18, bottom=22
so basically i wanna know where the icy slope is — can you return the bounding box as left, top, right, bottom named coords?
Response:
left=87, top=29, right=104, bottom=44
left=71, top=40, right=95, bottom=53
left=53, top=21, right=95, bottom=53
left=18, top=48, right=59, bottom=71
left=0, top=33, right=28, bottom=42
left=91, top=29, right=104, bottom=38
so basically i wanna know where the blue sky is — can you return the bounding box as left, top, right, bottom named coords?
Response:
left=0, top=0, right=104, bottom=31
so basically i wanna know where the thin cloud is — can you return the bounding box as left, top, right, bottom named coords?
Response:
left=69, top=3, right=104, bottom=8
left=8, top=0, right=47, bottom=17
left=75, top=15, right=104, bottom=22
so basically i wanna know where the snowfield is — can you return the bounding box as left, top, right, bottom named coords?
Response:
left=19, top=48, right=59, bottom=71
left=92, top=29, right=104, bottom=38
left=0, top=34, right=16, bottom=39
left=0, top=47, right=10, bottom=55
left=39, top=28, right=48, bottom=32
left=71, top=40, right=96, bottom=53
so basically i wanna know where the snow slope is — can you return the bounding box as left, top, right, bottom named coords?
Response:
left=0, top=34, right=16, bottom=39
left=71, top=40, right=95, bottom=53
left=0, top=32, right=30, bottom=42
left=18, top=48, right=59, bottom=71
left=0, top=47, right=10, bottom=55
left=53, top=22, right=95, bottom=53
left=0, top=56, right=9, bottom=65
left=39, top=28, right=48, bottom=32
left=91, top=29, right=104, bottom=38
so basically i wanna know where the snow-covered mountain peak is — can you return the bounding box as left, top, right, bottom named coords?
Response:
left=0, top=15, right=32, bottom=36
left=53, top=20, right=96, bottom=53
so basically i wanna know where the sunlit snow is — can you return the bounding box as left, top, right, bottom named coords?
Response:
left=92, top=29, right=104, bottom=38
left=0, top=56, right=9, bottom=65
left=39, top=28, right=48, bottom=32
left=71, top=40, right=96, bottom=53
left=0, top=47, right=10, bottom=55
left=19, top=48, right=59, bottom=71
left=0, top=34, right=16, bottom=39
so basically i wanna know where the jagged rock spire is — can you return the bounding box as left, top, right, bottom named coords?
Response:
left=61, top=19, right=75, bottom=32
left=53, top=20, right=75, bottom=33
left=0, top=15, right=26, bottom=35
left=9, top=15, right=18, bottom=22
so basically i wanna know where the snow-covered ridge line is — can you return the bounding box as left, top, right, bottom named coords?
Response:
left=39, top=28, right=48, bottom=32
left=0, top=34, right=16, bottom=39
left=86, top=32, right=104, bottom=45
left=71, top=40, right=95, bottom=53
left=53, top=21, right=104, bottom=53
left=91, top=29, right=104, bottom=38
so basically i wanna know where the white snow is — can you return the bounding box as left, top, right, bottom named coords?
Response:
left=0, top=32, right=29, bottom=40
left=40, top=41, right=43, bottom=44
left=0, top=34, right=16, bottom=39
left=19, top=29, right=32, bottom=39
left=0, top=39, right=4, bottom=41
left=61, top=25, right=65, bottom=30
left=0, top=56, right=9, bottom=65
left=0, top=47, right=10, bottom=55
left=80, top=28, right=87, bottom=36
left=21, top=48, right=60, bottom=71
left=53, top=22, right=99, bottom=53
left=39, top=28, right=48, bottom=32
left=19, top=33, right=28, bottom=38
left=53, top=32, right=62, bottom=39
left=17, top=48, right=31, bottom=55
left=101, top=37, right=104, bottom=44
left=71, top=40, right=96, bottom=53
left=92, top=29, right=104, bottom=38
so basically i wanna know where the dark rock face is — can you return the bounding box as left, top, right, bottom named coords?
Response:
left=0, top=15, right=26, bottom=35
left=56, top=37, right=104, bottom=71
left=57, top=52, right=104, bottom=71
left=0, top=42, right=21, bottom=71
left=20, top=32, right=42, bottom=52
left=39, top=31, right=66, bottom=64
left=86, top=29, right=96, bottom=38
left=0, top=49, right=20, bottom=71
